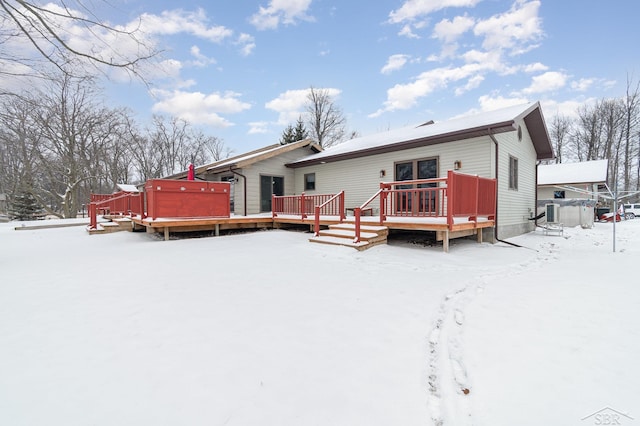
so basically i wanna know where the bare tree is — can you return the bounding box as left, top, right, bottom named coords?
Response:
left=12, top=74, right=133, bottom=217
left=0, top=0, right=158, bottom=81
left=621, top=76, right=640, bottom=192
left=141, top=115, right=232, bottom=178
left=202, top=135, right=233, bottom=162
left=549, top=114, right=572, bottom=163
left=305, top=86, right=347, bottom=148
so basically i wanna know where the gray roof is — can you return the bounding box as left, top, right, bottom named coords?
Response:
left=287, top=102, right=553, bottom=167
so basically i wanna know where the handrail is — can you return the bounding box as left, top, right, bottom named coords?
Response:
left=314, top=191, right=345, bottom=236
left=353, top=187, right=385, bottom=243
left=352, top=172, right=496, bottom=242
left=89, top=191, right=143, bottom=229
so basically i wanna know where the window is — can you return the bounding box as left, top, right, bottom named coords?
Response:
left=509, top=156, right=518, bottom=190
left=394, top=157, right=439, bottom=215
left=554, top=190, right=565, bottom=199
left=304, top=173, right=316, bottom=191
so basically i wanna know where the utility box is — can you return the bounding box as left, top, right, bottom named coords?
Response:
left=145, top=179, right=230, bottom=219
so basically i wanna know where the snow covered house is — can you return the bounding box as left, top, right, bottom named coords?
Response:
left=286, top=102, right=554, bottom=240
left=115, top=102, right=552, bottom=249
left=537, top=159, right=609, bottom=228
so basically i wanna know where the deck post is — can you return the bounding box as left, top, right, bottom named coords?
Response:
left=477, top=229, right=483, bottom=243
left=443, top=229, right=449, bottom=253
left=89, top=203, right=97, bottom=229
left=164, top=227, right=170, bottom=241
left=354, top=207, right=361, bottom=243
left=215, top=224, right=220, bottom=236
left=314, top=206, right=321, bottom=236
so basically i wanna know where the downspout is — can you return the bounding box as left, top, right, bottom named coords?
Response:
left=229, top=167, right=247, bottom=217
left=488, top=129, right=527, bottom=249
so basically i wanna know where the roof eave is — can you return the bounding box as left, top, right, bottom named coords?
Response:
left=287, top=123, right=516, bottom=168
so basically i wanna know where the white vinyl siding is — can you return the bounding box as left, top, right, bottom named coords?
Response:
left=495, top=121, right=537, bottom=236
left=233, top=148, right=315, bottom=215
left=293, top=137, right=493, bottom=209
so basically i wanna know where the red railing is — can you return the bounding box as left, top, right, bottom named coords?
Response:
left=88, top=191, right=144, bottom=229
left=353, top=171, right=496, bottom=242
left=272, top=192, right=342, bottom=220
left=314, top=191, right=345, bottom=236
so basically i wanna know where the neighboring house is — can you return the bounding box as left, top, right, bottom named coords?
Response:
left=537, top=159, right=608, bottom=228
left=169, top=139, right=322, bottom=216
left=286, top=102, right=554, bottom=240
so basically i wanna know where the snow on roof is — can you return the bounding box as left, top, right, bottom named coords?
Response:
left=289, top=102, right=543, bottom=165
left=207, top=144, right=286, bottom=171
left=116, top=184, right=139, bottom=192
left=537, top=160, right=608, bottom=185
left=201, top=139, right=321, bottom=174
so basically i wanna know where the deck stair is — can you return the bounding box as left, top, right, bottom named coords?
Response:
left=309, top=223, right=388, bottom=251
left=87, top=217, right=133, bottom=235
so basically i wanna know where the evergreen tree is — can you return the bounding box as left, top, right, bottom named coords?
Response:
left=293, top=116, right=309, bottom=142
left=279, top=116, right=309, bottom=145
left=8, top=191, right=43, bottom=221
left=279, top=124, right=296, bottom=145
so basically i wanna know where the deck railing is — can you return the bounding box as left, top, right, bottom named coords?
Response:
left=314, top=191, right=345, bottom=236
left=88, top=191, right=144, bottom=229
left=352, top=171, right=496, bottom=242
left=272, top=192, right=343, bottom=221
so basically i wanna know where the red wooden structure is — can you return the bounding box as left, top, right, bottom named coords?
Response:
left=89, top=190, right=143, bottom=229
left=145, top=179, right=230, bottom=220
left=350, top=170, right=497, bottom=242
left=88, top=179, right=231, bottom=229
left=272, top=192, right=345, bottom=221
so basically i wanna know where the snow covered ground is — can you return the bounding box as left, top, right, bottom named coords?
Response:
left=0, top=219, right=638, bottom=426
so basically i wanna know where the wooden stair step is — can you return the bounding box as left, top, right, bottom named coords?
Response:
left=330, top=223, right=389, bottom=234
left=318, top=228, right=381, bottom=240
left=309, top=235, right=371, bottom=251
left=309, top=223, right=389, bottom=251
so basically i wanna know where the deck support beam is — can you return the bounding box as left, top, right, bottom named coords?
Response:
left=443, top=229, right=449, bottom=253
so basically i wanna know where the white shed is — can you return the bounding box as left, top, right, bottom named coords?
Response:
left=537, top=159, right=609, bottom=228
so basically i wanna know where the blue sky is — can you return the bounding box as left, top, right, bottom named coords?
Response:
left=92, top=0, right=640, bottom=153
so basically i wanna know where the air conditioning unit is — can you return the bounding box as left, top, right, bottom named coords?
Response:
left=545, top=203, right=560, bottom=223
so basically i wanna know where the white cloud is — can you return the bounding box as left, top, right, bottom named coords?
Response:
left=266, top=87, right=341, bottom=124
left=523, top=62, right=548, bottom=73
left=478, top=94, right=529, bottom=111
left=388, top=0, right=481, bottom=24
left=248, top=121, right=270, bottom=134
left=370, top=63, right=490, bottom=116
left=237, top=33, right=256, bottom=56
left=189, top=46, right=217, bottom=68
left=151, top=90, right=251, bottom=127
left=432, top=15, right=475, bottom=43
left=541, top=98, right=596, bottom=119
left=571, top=78, right=595, bottom=92
left=139, top=9, right=233, bottom=43
left=381, top=54, right=411, bottom=75
left=266, top=89, right=310, bottom=124
left=522, top=71, right=568, bottom=94
left=454, top=74, right=484, bottom=95
left=473, top=0, right=543, bottom=55
left=250, top=0, right=314, bottom=30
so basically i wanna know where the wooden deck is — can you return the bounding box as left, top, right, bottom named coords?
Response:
left=124, top=213, right=494, bottom=251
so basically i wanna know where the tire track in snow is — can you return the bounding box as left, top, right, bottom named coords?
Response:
left=426, top=240, right=561, bottom=425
